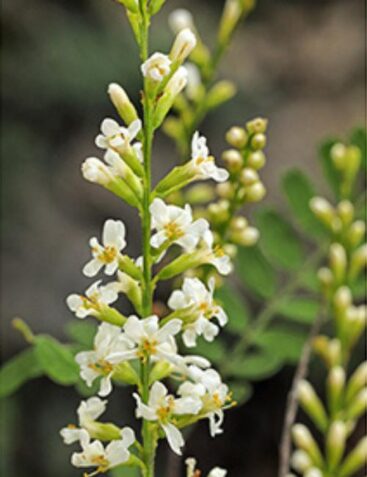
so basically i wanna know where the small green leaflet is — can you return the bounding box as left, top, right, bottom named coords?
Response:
left=225, top=352, right=283, bottom=380
left=66, top=320, right=97, bottom=348
left=228, top=381, right=253, bottom=405
left=255, top=208, right=304, bottom=270
left=276, top=297, right=319, bottom=324
left=236, top=246, right=277, bottom=299
left=34, top=335, right=80, bottom=385
left=192, top=337, right=226, bottom=364
left=216, top=284, right=250, bottom=333
left=254, top=326, right=307, bottom=363
left=0, top=348, right=43, bottom=398
left=282, top=169, right=325, bottom=237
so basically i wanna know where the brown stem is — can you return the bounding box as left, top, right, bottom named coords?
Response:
left=278, top=307, right=326, bottom=477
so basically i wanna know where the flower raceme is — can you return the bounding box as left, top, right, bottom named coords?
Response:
left=134, top=381, right=202, bottom=455
left=168, top=277, right=228, bottom=347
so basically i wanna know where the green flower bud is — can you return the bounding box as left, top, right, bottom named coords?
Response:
left=327, top=366, right=345, bottom=417
left=291, top=450, right=312, bottom=472
left=337, top=200, right=354, bottom=226
left=250, top=133, right=267, bottom=150
left=170, top=28, right=197, bottom=63
left=226, top=126, right=248, bottom=148
left=185, top=184, right=216, bottom=204
left=113, top=361, right=140, bottom=385
left=87, top=421, right=122, bottom=441
left=292, top=424, right=324, bottom=467
left=222, top=149, right=243, bottom=173
left=108, top=83, right=139, bottom=126
left=331, top=143, right=348, bottom=169
left=230, top=216, right=248, bottom=232
left=349, top=244, right=367, bottom=281
left=297, top=380, right=328, bottom=432
left=345, top=361, right=367, bottom=403
left=117, top=271, right=142, bottom=313
left=347, top=220, right=366, bottom=248
left=326, top=421, right=346, bottom=471
left=216, top=182, right=235, bottom=199
left=208, top=200, right=230, bottom=224
left=246, top=117, right=268, bottom=134
left=117, top=0, right=139, bottom=13
left=246, top=181, right=266, bottom=202
left=240, top=168, right=259, bottom=186
left=339, top=436, right=367, bottom=477
left=247, top=150, right=266, bottom=170
left=149, top=0, right=166, bottom=15
left=149, top=361, right=174, bottom=384
left=235, top=227, right=259, bottom=247
left=305, top=469, right=323, bottom=477
left=329, top=243, right=347, bottom=284
left=317, top=267, right=333, bottom=296
left=206, top=80, right=237, bottom=110
left=218, top=0, right=242, bottom=45
left=99, top=304, right=127, bottom=327
left=346, top=388, right=367, bottom=420
left=118, top=255, right=143, bottom=281
left=309, top=197, right=335, bottom=228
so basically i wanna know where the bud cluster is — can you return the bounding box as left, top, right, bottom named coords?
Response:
left=291, top=140, right=366, bottom=477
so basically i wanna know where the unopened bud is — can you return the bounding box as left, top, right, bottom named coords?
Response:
left=349, top=243, right=367, bottom=281
left=305, top=469, right=323, bottom=477
left=226, top=126, right=248, bottom=148
left=346, top=362, right=367, bottom=403
left=108, top=83, right=139, bottom=126
left=117, top=0, right=139, bottom=13
left=291, top=450, right=312, bottom=472
left=337, top=200, right=354, bottom=226
left=317, top=267, right=333, bottom=290
left=346, top=388, right=367, bottom=420
left=247, top=150, right=266, bottom=170
left=292, top=424, right=323, bottom=467
left=117, top=271, right=142, bottom=311
left=149, top=360, right=174, bottom=384
left=333, top=286, right=352, bottom=310
left=222, top=149, right=243, bottom=173
left=347, top=220, right=366, bottom=248
left=297, top=380, right=328, bottom=432
left=231, top=226, right=259, bottom=247
left=251, top=133, right=267, bottom=150
left=326, top=421, right=346, bottom=471
left=208, top=200, right=230, bottom=224
left=246, top=182, right=266, bottom=202
left=218, top=0, right=242, bottom=45
left=339, top=436, right=367, bottom=477
left=216, top=182, right=234, bottom=199
left=313, top=336, right=341, bottom=367
left=246, top=117, right=268, bottom=134
left=113, top=361, right=139, bottom=386
left=82, top=157, right=113, bottom=186
left=329, top=243, right=347, bottom=284
left=240, top=168, right=259, bottom=186
left=330, top=143, right=347, bottom=169
left=185, top=184, right=215, bottom=204
left=154, top=67, right=188, bottom=128
left=169, top=8, right=194, bottom=33
left=170, top=28, right=197, bottom=63
left=310, top=197, right=335, bottom=227
left=206, top=80, right=237, bottom=110
left=230, top=217, right=248, bottom=232
left=327, top=367, right=345, bottom=416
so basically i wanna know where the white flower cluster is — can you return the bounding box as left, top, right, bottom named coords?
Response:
left=62, top=13, right=233, bottom=476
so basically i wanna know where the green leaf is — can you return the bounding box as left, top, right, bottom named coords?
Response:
left=0, top=348, right=43, bottom=398
left=319, top=139, right=341, bottom=198
left=192, top=337, right=225, bottom=364
left=276, top=298, right=319, bottom=324
left=216, top=285, right=250, bottom=333
left=34, top=335, right=79, bottom=385
left=236, top=246, right=277, bottom=299
left=254, top=326, right=307, bottom=363
left=282, top=169, right=325, bottom=237
left=349, top=127, right=366, bottom=170
left=110, top=467, right=139, bottom=477
left=66, top=320, right=97, bottom=348
left=228, top=381, right=253, bottom=405
left=255, top=208, right=304, bottom=270
left=299, top=268, right=320, bottom=293
left=226, top=352, right=283, bottom=380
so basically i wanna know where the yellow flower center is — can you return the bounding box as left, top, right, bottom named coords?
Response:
left=81, top=295, right=100, bottom=311
left=213, top=245, right=225, bottom=258
left=91, top=455, right=108, bottom=468
left=212, top=392, right=223, bottom=408
left=89, top=359, right=114, bottom=375
left=164, top=222, right=184, bottom=240
left=97, top=245, right=118, bottom=264
left=156, top=397, right=175, bottom=422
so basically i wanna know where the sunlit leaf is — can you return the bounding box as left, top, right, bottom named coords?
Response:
left=256, top=208, right=304, bottom=270
left=216, top=284, right=250, bottom=333
left=236, top=246, right=277, bottom=299
left=34, top=335, right=79, bottom=385
left=0, top=348, right=43, bottom=398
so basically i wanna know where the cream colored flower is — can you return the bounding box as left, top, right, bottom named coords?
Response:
left=141, top=52, right=172, bottom=82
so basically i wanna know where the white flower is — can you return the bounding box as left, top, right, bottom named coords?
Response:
left=95, top=118, right=142, bottom=151
left=165, top=66, right=188, bottom=96
left=202, top=231, right=233, bottom=275
left=75, top=323, right=134, bottom=396
left=169, top=9, right=194, bottom=33
left=60, top=397, right=107, bottom=445
left=208, top=468, right=227, bottom=477
left=81, top=157, right=115, bottom=185
left=170, top=28, right=197, bottom=63
left=150, top=198, right=210, bottom=252
left=106, top=315, right=182, bottom=366
left=190, top=132, right=229, bottom=182
left=186, top=63, right=201, bottom=100
left=83, top=219, right=127, bottom=277
left=185, top=458, right=227, bottom=477
left=168, top=277, right=228, bottom=347
left=133, top=381, right=202, bottom=455
left=71, top=427, right=135, bottom=471
left=180, top=366, right=229, bottom=437
left=141, top=53, right=172, bottom=82
left=66, top=280, right=120, bottom=319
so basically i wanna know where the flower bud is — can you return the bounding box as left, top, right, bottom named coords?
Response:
left=216, top=182, right=234, bottom=199
left=291, top=450, right=312, bottom=472
left=226, top=126, right=248, bottom=148
left=149, top=0, right=166, bottom=15
left=82, top=158, right=114, bottom=186
left=154, top=67, right=188, bottom=128
left=329, top=243, right=347, bottom=284
left=231, top=225, right=259, bottom=247
left=333, top=286, right=352, bottom=311
left=246, top=117, right=268, bottom=134
left=297, top=380, right=328, bottom=432
left=250, top=133, right=267, bottom=150
left=339, top=436, right=367, bottom=477
left=149, top=361, right=174, bottom=384
left=206, top=81, right=237, bottom=110
left=86, top=421, right=123, bottom=441
left=218, top=0, right=242, bottom=45
left=117, top=0, right=139, bottom=13
left=347, top=220, right=366, bottom=248
left=185, top=184, right=216, bottom=204
left=166, top=66, right=188, bottom=96
left=230, top=216, right=248, bottom=231
left=117, top=271, right=142, bottom=312
left=292, top=424, right=323, bottom=467
left=141, top=52, right=171, bottom=83
left=246, top=182, right=266, bottom=202
left=317, top=267, right=333, bottom=287
left=337, top=200, right=354, bottom=226
left=170, top=28, right=197, bottom=63
left=222, top=149, right=243, bottom=172
left=327, top=366, right=345, bottom=416
left=309, top=197, right=335, bottom=228
left=113, top=361, right=140, bottom=385
left=169, top=8, right=194, bottom=33
left=208, top=201, right=230, bottom=224
left=331, top=143, right=347, bottom=169
left=313, top=336, right=341, bottom=367
left=349, top=243, right=367, bottom=281
left=108, top=83, right=139, bottom=126
left=305, top=469, right=323, bottom=477
left=346, top=361, right=367, bottom=403
left=326, top=421, right=346, bottom=471
left=247, top=151, right=266, bottom=170
left=240, top=168, right=259, bottom=186
left=346, top=388, right=367, bottom=420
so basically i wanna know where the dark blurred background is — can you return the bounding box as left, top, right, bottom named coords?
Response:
left=1, top=0, right=365, bottom=476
